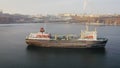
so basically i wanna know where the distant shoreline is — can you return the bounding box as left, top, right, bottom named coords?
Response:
left=0, top=22, right=120, bottom=26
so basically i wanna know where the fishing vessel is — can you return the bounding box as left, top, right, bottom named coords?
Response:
left=25, top=25, right=108, bottom=48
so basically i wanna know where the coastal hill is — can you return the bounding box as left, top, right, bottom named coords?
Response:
left=0, top=11, right=33, bottom=24
left=0, top=11, right=120, bottom=25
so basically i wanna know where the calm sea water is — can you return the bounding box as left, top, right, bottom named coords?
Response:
left=0, top=23, right=120, bottom=68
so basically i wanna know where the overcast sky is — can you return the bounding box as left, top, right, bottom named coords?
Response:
left=0, top=0, right=120, bottom=15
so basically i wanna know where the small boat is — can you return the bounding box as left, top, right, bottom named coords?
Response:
left=26, top=25, right=108, bottom=48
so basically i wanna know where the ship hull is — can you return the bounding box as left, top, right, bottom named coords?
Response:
left=26, top=38, right=108, bottom=48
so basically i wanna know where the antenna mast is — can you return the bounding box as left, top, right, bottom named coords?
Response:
left=83, top=0, right=87, bottom=12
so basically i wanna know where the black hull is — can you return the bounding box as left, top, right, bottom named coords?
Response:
left=26, top=38, right=108, bottom=48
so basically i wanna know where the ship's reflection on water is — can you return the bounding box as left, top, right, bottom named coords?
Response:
left=26, top=46, right=106, bottom=54
left=26, top=46, right=106, bottom=68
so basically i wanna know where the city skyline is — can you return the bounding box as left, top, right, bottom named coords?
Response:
left=0, top=0, right=120, bottom=15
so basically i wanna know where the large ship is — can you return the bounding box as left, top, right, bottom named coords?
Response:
left=25, top=25, right=108, bottom=48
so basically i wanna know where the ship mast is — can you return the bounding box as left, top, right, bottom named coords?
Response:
left=86, top=24, right=89, bottom=31
left=83, top=0, right=89, bottom=31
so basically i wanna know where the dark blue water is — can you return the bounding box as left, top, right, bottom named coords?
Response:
left=0, top=23, right=120, bottom=68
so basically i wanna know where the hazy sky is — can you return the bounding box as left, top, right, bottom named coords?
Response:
left=0, top=0, right=120, bottom=15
